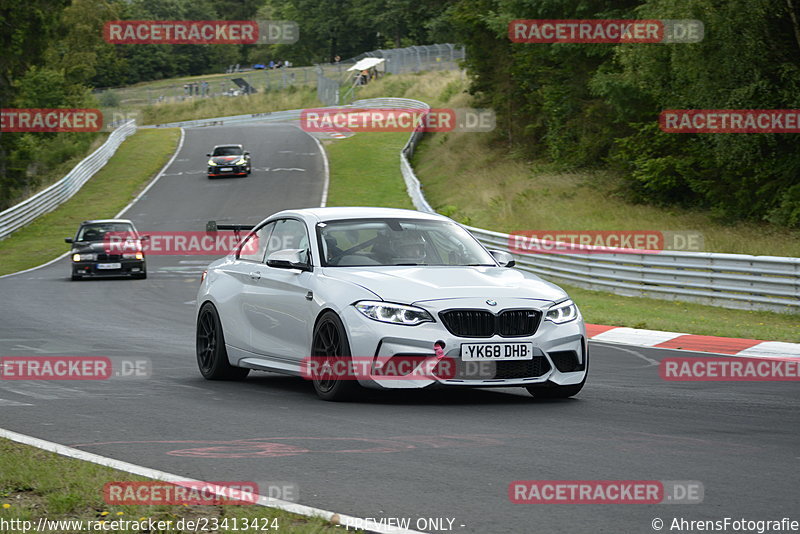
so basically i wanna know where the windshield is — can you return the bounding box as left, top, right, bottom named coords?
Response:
left=317, top=218, right=496, bottom=267
left=76, top=223, right=135, bottom=242
left=212, top=146, right=243, bottom=156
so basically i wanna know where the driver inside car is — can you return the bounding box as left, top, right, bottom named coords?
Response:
left=388, top=232, right=430, bottom=264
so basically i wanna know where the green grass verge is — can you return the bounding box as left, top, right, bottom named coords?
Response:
left=139, top=87, right=320, bottom=125
left=324, top=133, right=413, bottom=209
left=0, top=129, right=180, bottom=276
left=0, top=438, right=346, bottom=533
left=320, top=127, right=799, bottom=340
left=564, top=285, right=799, bottom=342
left=316, top=72, right=800, bottom=341
left=72, top=69, right=798, bottom=340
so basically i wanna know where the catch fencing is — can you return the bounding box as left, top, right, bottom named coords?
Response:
left=317, top=44, right=465, bottom=105
left=92, top=44, right=465, bottom=108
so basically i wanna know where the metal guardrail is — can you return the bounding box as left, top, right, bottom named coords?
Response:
left=25, top=98, right=795, bottom=313
left=0, top=120, right=137, bottom=240
left=397, top=101, right=800, bottom=313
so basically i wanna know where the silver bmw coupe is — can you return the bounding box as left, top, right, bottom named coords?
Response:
left=196, top=207, right=587, bottom=401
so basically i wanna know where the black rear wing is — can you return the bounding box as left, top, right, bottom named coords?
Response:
left=206, top=220, right=255, bottom=239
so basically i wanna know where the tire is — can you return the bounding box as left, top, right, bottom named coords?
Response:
left=133, top=270, right=147, bottom=279
left=310, top=311, right=360, bottom=401
left=196, top=302, right=249, bottom=380
left=71, top=273, right=82, bottom=281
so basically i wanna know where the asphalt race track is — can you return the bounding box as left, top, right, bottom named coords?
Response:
left=1, top=123, right=798, bottom=534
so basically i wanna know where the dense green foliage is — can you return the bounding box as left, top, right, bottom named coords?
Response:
left=0, top=0, right=450, bottom=211
left=449, top=0, right=800, bottom=226
left=0, top=0, right=95, bottom=210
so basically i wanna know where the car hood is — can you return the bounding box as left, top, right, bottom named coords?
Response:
left=321, top=266, right=567, bottom=305
left=71, top=240, right=139, bottom=254
left=210, top=156, right=243, bottom=164
left=71, top=241, right=111, bottom=253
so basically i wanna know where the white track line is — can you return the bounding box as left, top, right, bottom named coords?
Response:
left=590, top=341, right=659, bottom=365
left=0, top=251, right=71, bottom=280
left=0, top=427, right=423, bottom=534
left=308, top=131, right=331, bottom=207
left=0, top=128, right=186, bottom=280
left=116, top=128, right=185, bottom=218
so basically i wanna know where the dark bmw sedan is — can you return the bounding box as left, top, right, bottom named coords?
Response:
left=65, top=219, right=148, bottom=280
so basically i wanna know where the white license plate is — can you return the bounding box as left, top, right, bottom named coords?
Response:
left=461, top=342, right=534, bottom=361
left=97, top=263, right=121, bottom=270
left=219, top=167, right=233, bottom=171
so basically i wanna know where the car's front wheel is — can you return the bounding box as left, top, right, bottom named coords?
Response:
left=310, top=311, right=360, bottom=401
left=196, top=302, right=249, bottom=380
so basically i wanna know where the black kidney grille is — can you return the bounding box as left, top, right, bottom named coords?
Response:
left=439, top=310, right=495, bottom=337
left=439, top=309, right=541, bottom=338
left=498, top=310, right=539, bottom=336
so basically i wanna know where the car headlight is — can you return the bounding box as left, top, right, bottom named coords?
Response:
left=72, top=253, right=96, bottom=262
left=545, top=299, right=578, bottom=324
left=122, top=252, right=144, bottom=260
left=208, top=160, right=217, bottom=166
left=235, top=158, right=247, bottom=165
left=354, top=301, right=433, bottom=326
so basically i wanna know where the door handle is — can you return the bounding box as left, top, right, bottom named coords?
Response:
left=249, top=271, right=261, bottom=281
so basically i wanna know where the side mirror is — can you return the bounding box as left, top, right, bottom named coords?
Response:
left=489, top=250, right=516, bottom=267
left=139, top=235, right=150, bottom=241
left=266, top=249, right=311, bottom=271
left=244, top=151, right=250, bottom=155
left=206, top=153, right=211, bottom=157
left=64, top=238, right=73, bottom=243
